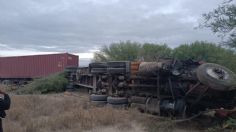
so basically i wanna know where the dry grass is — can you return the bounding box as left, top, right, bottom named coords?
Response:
left=0, top=87, right=212, bottom=132
left=3, top=93, right=144, bottom=132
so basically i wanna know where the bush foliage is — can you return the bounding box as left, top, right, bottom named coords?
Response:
left=94, top=41, right=236, bottom=73
left=18, top=72, right=68, bottom=94
left=173, top=41, right=236, bottom=72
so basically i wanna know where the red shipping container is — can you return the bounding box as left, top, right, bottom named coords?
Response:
left=0, top=53, right=79, bottom=78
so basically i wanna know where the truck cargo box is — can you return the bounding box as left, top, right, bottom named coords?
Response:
left=0, top=53, right=78, bottom=79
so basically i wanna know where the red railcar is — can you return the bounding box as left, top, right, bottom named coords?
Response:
left=0, top=53, right=78, bottom=80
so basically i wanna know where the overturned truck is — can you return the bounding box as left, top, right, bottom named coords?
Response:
left=76, top=59, right=236, bottom=118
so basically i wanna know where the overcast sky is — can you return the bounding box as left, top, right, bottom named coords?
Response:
left=0, top=0, right=224, bottom=65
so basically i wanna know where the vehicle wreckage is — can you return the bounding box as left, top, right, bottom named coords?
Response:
left=71, top=59, right=236, bottom=119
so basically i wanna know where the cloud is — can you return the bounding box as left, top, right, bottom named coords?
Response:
left=75, top=53, right=94, bottom=59
left=0, top=43, right=12, bottom=49
left=0, top=49, right=57, bottom=57
left=85, top=0, right=120, bottom=5
left=0, top=0, right=223, bottom=57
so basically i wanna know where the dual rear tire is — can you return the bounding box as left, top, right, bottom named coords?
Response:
left=90, top=94, right=107, bottom=106
left=90, top=94, right=128, bottom=108
left=197, top=63, right=236, bottom=91
left=107, top=96, right=128, bottom=108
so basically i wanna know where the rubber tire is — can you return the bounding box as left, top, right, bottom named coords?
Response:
left=107, top=68, right=126, bottom=74
left=107, top=61, right=127, bottom=68
left=91, top=68, right=107, bottom=74
left=107, top=96, right=128, bottom=104
left=197, top=63, right=236, bottom=91
left=89, top=62, right=107, bottom=68
left=90, top=94, right=108, bottom=101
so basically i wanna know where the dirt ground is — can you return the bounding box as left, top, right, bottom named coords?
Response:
left=1, top=89, right=219, bottom=132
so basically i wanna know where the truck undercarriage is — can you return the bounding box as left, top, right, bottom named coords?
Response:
left=74, top=59, right=236, bottom=119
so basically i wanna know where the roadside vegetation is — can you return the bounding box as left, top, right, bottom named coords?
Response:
left=17, top=72, right=68, bottom=94
left=94, top=41, right=236, bottom=73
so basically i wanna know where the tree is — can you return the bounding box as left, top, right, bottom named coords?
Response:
left=173, top=41, right=236, bottom=72
left=201, top=0, right=236, bottom=48
left=93, top=41, right=236, bottom=73
left=93, top=42, right=173, bottom=62
left=140, top=43, right=172, bottom=61
left=93, top=41, right=142, bottom=62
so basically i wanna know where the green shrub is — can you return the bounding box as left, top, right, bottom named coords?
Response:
left=18, top=72, right=68, bottom=94
left=223, top=118, right=236, bottom=129
left=173, top=41, right=236, bottom=73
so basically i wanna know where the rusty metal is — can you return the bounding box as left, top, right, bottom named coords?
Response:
left=190, top=87, right=209, bottom=108
left=138, top=62, right=162, bottom=76
left=185, top=82, right=201, bottom=96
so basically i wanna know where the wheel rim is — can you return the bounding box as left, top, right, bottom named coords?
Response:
left=206, top=67, right=229, bottom=80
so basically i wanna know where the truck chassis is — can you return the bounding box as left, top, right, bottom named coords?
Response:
left=74, top=59, right=236, bottom=118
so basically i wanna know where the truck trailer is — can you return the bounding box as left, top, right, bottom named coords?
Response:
left=76, top=59, right=236, bottom=118
left=0, top=53, right=78, bottom=85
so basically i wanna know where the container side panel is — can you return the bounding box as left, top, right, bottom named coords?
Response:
left=0, top=53, right=79, bottom=78
left=66, top=54, right=79, bottom=67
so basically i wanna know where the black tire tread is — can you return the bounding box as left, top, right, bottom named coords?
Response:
left=107, top=96, right=128, bottom=104
left=90, top=94, right=108, bottom=101
left=91, top=68, right=107, bottom=74
left=89, top=62, right=107, bottom=68
left=197, top=63, right=236, bottom=91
